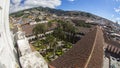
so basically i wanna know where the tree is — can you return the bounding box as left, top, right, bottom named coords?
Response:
left=35, top=18, right=41, bottom=22
left=46, top=35, right=55, bottom=49
left=50, top=38, right=58, bottom=57
left=53, top=20, right=78, bottom=42
left=34, top=40, right=46, bottom=51
left=53, top=27, right=66, bottom=40
left=32, top=25, right=40, bottom=39
left=45, top=35, right=58, bottom=57
left=33, top=23, right=47, bottom=39
left=48, top=21, right=52, bottom=28
left=62, top=22, right=77, bottom=42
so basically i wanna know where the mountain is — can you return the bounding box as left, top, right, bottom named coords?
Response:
left=10, top=6, right=118, bottom=27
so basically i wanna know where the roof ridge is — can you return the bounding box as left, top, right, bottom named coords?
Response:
left=49, top=26, right=103, bottom=68
left=84, top=26, right=99, bottom=68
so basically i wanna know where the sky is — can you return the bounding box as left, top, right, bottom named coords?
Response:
left=10, top=0, right=120, bottom=24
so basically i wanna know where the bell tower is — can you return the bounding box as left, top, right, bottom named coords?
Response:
left=0, top=0, right=48, bottom=68
left=0, top=0, right=19, bottom=68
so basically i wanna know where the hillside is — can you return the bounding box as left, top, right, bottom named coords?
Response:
left=10, top=6, right=114, bottom=25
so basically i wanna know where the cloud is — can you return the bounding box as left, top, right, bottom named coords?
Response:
left=113, top=0, right=120, bottom=2
left=68, top=0, right=75, bottom=2
left=115, top=17, right=120, bottom=20
left=114, top=7, right=120, bottom=13
left=10, top=0, right=61, bottom=13
left=112, top=14, right=114, bottom=17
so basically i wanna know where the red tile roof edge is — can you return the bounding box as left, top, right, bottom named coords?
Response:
left=49, top=26, right=104, bottom=68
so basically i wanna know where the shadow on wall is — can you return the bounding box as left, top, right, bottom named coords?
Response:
left=105, top=49, right=120, bottom=58
left=0, top=62, right=6, bottom=68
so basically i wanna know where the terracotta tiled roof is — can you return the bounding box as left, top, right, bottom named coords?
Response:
left=104, top=32, right=120, bottom=48
left=21, top=23, right=56, bottom=37
left=50, top=27, right=104, bottom=68
left=21, top=24, right=35, bottom=37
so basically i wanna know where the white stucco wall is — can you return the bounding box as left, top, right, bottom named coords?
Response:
left=20, top=51, right=48, bottom=68
left=16, top=31, right=48, bottom=68
left=17, top=38, right=32, bottom=56
left=0, top=0, right=18, bottom=68
left=0, top=0, right=48, bottom=68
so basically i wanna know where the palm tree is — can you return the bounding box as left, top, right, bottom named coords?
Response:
left=46, top=35, right=55, bottom=49
left=45, top=35, right=58, bottom=57
left=52, top=38, right=58, bottom=57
